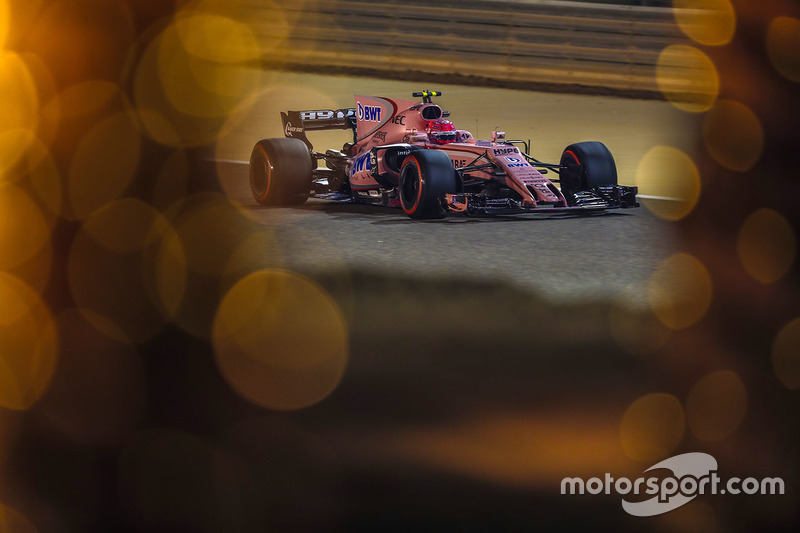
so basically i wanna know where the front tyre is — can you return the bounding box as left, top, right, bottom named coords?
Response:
left=249, top=138, right=313, bottom=206
left=398, top=150, right=458, bottom=220
left=559, top=141, right=617, bottom=205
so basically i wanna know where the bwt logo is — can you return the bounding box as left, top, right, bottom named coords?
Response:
left=351, top=153, right=371, bottom=175
left=561, top=452, right=785, bottom=517
left=357, top=103, right=383, bottom=122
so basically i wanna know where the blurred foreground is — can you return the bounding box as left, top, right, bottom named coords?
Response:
left=1, top=0, right=800, bottom=531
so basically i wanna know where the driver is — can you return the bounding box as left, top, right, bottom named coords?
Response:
left=426, top=119, right=456, bottom=144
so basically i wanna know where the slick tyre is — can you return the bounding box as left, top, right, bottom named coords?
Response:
left=249, top=138, right=313, bottom=206
left=559, top=141, right=617, bottom=205
left=398, top=150, right=458, bottom=220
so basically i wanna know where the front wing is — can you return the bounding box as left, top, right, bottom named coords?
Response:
left=445, top=185, right=639, bottom=216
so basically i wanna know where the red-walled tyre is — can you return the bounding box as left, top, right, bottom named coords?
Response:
left=249, top=138, right=313, bottom=206
left=559, top=141, right=618, bottom=205
left=398, top=150, right=458, bottom=219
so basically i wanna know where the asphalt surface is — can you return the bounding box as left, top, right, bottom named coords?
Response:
left=218, top=160, right=677, bottom=303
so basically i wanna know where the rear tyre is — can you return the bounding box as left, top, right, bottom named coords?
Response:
left=249, top=138, right=313, bottom=206
left=398, top=150, right=458, bottom=219
left=559, top=141, right=617, bottom=205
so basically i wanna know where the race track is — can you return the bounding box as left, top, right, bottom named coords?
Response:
left=219, top=161, right=675, bottom=302
left=213, top=72, right=696, bottom=302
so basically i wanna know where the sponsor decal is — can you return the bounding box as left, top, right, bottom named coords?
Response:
left=351, top=152, right=371, bottom=175
left=493, top=147, right=519, bottom=156
left=504, top=156, right=527, bottom=168
left=284, top=122, right=303, bottom=137
left=561, top=452, right=786, bottom=517
left=298, top=109, right=354, bottom=121
left=390, top=115, right=406, bottom=125
left=357, top=102, right=383, bottom=122
left=452, top=158, right=469, bottom=169
left=372, top=131, right=387, bottom=143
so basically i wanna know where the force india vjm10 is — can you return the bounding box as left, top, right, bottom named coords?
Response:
left=248, top=91, right=639, bottom=219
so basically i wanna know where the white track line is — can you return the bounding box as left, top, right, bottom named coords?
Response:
left=211, top=158, right=249, bottom=165
left=637, top=194, right=683, bottom=201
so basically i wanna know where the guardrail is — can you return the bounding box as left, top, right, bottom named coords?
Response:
left=242, top=0, right=690, bottom=97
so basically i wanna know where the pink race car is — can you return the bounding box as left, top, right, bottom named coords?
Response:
left=249, top=91, right=638, bottom=219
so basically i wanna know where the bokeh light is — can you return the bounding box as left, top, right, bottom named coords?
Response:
left=19, top=135, right=62, bottom=218
left=67, top=111, right=141, bottom=219
left=134, top=23, right=216, bottom=147
left=0, top=129, right=35, bottom=181
left=133, top=5, right=263, bottom=148
left=635, top=145, right=701, bottom=221
left=171, top=193, right=257, bottom=276
left=702, top=99, right=764, bottom=172
left=44, top=80, right=122, bottom=122
left=167, top=193, right=263, bottom=337
left=41, top=308, right=145, bottom=447
left=656, top=45, right=719, bottom=112
left=0, top=51, right=38, bottom=174
left=772, top=318, right=800, bottom=390
left=82, top=197, right=166, bottom=254
left=0, top=0, right=9, bottom=50
left=157, top=18, right=261, bottom=118
left=174, top=10, right=261, bottom=64
left=673, top=0, right=736, bottom=46
left=737, top=208, right=796, bottom=284
left=213, top=269, right=349, bottom=411
left=0, top=52, right=38, bottom=129
left=620, top=393, right=685, bottom=462
left=766, top=16, right=800, bottom=83
left=0, top=183, right=52, bottom=271
left=68, top=199, right=186, bottom=342
left=686, top=370, right=748, bottom=441
left=22, top=0, right=135, bottom=86
left=183, top=0, right=294, bottom=59
left=648, top=253, right=713, bottom=330
left=4, top=228, right=53, bottom=294
left=18, top=51, right=58, bottom=147
left=0, top=272, right=58, bottom=410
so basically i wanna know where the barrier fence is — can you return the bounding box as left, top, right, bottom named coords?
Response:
left=241, top=0, right=696, bottom=97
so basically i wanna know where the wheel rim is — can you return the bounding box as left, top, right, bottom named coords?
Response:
left=250, top=148, right=272, bottom=199
left=400, top=161, right=421, bottom=213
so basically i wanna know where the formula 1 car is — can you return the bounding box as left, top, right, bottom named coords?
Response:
left=249, top=91, right=638, bottom=219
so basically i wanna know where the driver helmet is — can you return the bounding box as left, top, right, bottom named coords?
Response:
left=427, top=119, right=456, bottom=144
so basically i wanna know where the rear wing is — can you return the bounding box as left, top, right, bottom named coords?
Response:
left=280, top=108, right=357, bottom=148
